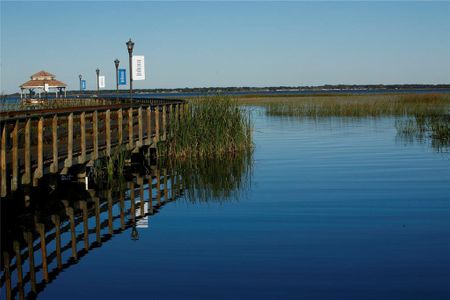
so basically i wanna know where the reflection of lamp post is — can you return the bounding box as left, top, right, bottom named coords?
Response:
left=131, top=225, right=139, bottom=241
left=114, top=59, right=120, bottom=100
left=95, top=68, right=100, bottom=96
left=126, top=38, right=134, bottom=100
left=78, top=74, right=82, bottom=95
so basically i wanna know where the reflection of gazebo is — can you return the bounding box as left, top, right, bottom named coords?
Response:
left=20, top=70, right=67, bottom=99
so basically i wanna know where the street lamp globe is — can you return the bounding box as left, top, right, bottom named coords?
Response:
left=126, top=39, right=134, bottom=54
left=114, top=59, right=120, bottom=68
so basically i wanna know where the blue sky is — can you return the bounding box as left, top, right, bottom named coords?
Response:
left=1, top=1, right=449, bottom=93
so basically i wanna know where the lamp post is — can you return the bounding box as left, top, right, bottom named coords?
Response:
left=114, top=59, right=120, bottom=100
left=96, top=68, right=100, bottom=96
left=126, top=38, right=134, bottom=100
left=78, top=74, right=82, bottom=95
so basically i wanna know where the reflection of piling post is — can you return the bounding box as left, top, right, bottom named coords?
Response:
left=94, top=197, right=101, bottom=243
left=35, top=223, right=49, bottom=282
left=65, top=207, right=77, bottom=259
left=120, top=194, right=125, bottom=229
left=80, top=201, right=89, bottom=251
left=23, top=231, right=36, bottom=293
left=138, top=106, right=143, bottom=148
left=170, top=169, right=175, bottom=200
left=33, top=117, right=44, bottom=186
left=148, top=175, right=153, bottom=214
left=128, top=108, right=134, bottom=149
left=22, top=119, right=31, bottom=185
left=156, top=169, right=161, bottom=205
left=11, top=120, right=19, bottom=190
left=108, top=190, right=113, bottom=235
left=130, top=182, right=135, bottom=223
left=117, top=109, right=123, bottom=145
left=51, top=215, right=63, bottom=269
left=105, top=110, right=111, bottom=157
left=50, top=115, right=58, bottom=173
left=139, top=179, right=145, bottom=217
left=3, top=251, right=12, bottom=300
left=92, top=110, right=99, bottom=160
left=146, top=106, right=152, bottom=145
left=13, top=240, right=24, bottom=295
left=163, top=168, right=168, bottom=202
left=154, top=107, right=159, bottom=142
left=64, top=113, right=74, bottom=169
left=79, top=112, right=86, bottom=164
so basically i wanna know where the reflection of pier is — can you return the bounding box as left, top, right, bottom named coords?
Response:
left=0, top=97, right=186, bottom=198
left=0, top=166, right=183, bottom=299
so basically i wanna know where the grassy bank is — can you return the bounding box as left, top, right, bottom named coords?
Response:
left=237, top=93, right=450, bottom=117
left=162, top=96, right=253, bottom=158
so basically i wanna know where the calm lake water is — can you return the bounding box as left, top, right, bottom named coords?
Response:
left=2, top=108, right=449, bottom=299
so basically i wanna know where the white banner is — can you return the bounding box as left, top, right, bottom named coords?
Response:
left=99, top=76, right=105, bottom=88
left=44, top=83, right=49, bottom=92
left=132, top=55, right=145, bottom=80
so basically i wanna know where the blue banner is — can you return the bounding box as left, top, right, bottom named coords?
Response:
left=118, top=69, right=126, bottom=85
left=81, top=80, right=86, bottom=90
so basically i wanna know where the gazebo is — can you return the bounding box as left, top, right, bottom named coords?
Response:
left=20, top=70, right=67, bottom=99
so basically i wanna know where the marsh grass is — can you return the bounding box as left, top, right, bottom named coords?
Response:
left=161, top=96, right=253, bottom=158
left=396, top=114, right=450, bottom=151
left=93, top=145, right=129, bottom=186
left=259, top=94, right=450, bottom=118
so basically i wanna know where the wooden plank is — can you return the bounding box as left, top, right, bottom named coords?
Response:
left=154, top=107, right=160, bottom=142
left=146, top=106, right=151, bottom=145
left=128, top=108, right=134, bottom=149
left=117, top=108, right=123, bottom=145
left=138, top=106, right=143, bottom=148
left=79, top=112, right=86, bottom=164
left=64, top=113, right=73, bottom=168
left=33, top=117, right=44, bottom=186
left=1, top=123, right=8, bottom=197
left=92, top=110, right=98, bottom=160
left=11, top=121, right=18, bottom=191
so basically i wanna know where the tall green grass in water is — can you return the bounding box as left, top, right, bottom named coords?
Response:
left=162, top=96, right=253, bottom=158
left=265, top=94, right=450, bottom=118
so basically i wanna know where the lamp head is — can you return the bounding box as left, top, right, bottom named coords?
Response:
left=126, top=38, right=134, bottom=54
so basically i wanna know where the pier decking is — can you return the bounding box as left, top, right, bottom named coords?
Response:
left=0, top=97, right=186, bottom=198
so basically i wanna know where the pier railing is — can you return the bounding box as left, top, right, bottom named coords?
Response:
left=0, top=97, right=186, bottom=197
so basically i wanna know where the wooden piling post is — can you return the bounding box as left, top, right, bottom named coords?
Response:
left=33, top=117, right=44, bottom=186
left=51, top=215, right=62, bottom=269
left=105, top=110, right=111, bottom=156
left=128, top=108, right=134, bottom=149
left=22, top=119, right=31, bottom=185
left=162, top=105, right=167, bottom=140
left=64, top=113, right=73, bottom=169
left=50, top=115, right=58, bottom=173
left=79, top=112, right=86, bottom=164
left=138, top=106, right=143, bottom=148
left=146, top=106, right=152, bottom=145
left=11, top=121, right=19, bottom=191
left=92, top=110, right=98, bottom=160
left=117, top=108, right=123, bottom=145
left=154, top=107, right=160, bottom=142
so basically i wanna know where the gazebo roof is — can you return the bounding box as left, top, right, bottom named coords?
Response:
left=20, top=79, right=67, bottom=89
left=31, top=70, right=55, bottom=79
left=20, top=70, right=67, bottom=89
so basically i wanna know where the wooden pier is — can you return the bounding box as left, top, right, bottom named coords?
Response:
left=0, top=97, right=186, bottom=198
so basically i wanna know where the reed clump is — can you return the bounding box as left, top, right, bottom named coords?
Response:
left=263, top=94, right=450, bottom=118
left=162, top=96, right=253, bottom=158
left=396, top=114, right=450, bottom=151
